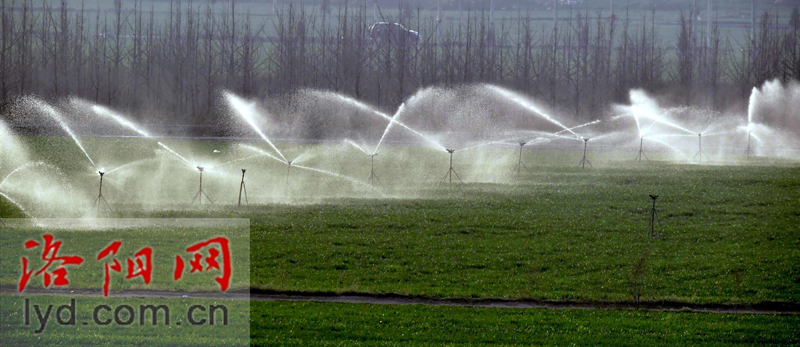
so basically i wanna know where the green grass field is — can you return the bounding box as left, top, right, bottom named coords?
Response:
left=248, top=300, right=800, bottom=346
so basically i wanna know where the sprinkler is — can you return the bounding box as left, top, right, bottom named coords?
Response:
left=238, top=169, right=248, bottom=207
left=440, top=149, right=463, bottom=185
left=746, top=131, right=752, bottom=159
left=576, top=138, right=593, bottom=169
left=648, top=194, right=662, bottom=238
left=634, top=136, right=649, bottom=162
left=191, top=166, right=214, bottom=205
left=88, top=170, right=113, bottom=214
left=514, top=141, right=533, bottom=175
left=692, top=133, right=710, bottom=163
left=283, top=161, right=293, bottom=196
left=365, top=153, right=384, bottom=191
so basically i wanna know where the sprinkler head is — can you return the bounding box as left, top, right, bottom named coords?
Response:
left=370, top=153, right=378, bottom=157
left=519, top=141, right=527, bottom=147
left=197, top=166, right=204, bottom=172
left=649, top=194, right=658, bottom=201
left=98, top=171, right=104, bottom=177
left=446, top=149, right=455, bottom=153
left=241, top=169, right=246, bottom=173
left=583, top=138, right=590, bottom=143
left=287, top=161, right=293, bottom=166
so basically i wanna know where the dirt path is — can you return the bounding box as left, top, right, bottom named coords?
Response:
left=2, top=287, right=797, bottom=315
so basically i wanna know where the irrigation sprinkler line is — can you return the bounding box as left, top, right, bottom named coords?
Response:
left=87, top=171, right=113, bottom=215
left=440, top=149, right=464, bottom=186
left=648, top=195, right=662, bottom=239
left=0, top=217, right=5, bottom=227
left=576, top=138, right=593, bottom=169
left=514, top=142, right=533, bottom=175
left=634, top=136, right=650, bottom=163
left=191, top=167, right=215, bottom=205
left=365, top=154, right=385, bottom=192
left=238, top=169, right=248, bottom=207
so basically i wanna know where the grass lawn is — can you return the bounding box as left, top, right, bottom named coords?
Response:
left=247, top=163, right=800, bottom=304
left=250, top=300, right=800, bottom=346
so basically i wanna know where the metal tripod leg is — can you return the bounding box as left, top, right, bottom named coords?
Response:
left=200, top=190, right=215, bottom=204
left=191, top=190, right=202, bottom=204
left=451, top=168, right=464, bottom=183
left=514, top=162, right=533, bottom=175
left=99, top=195, right=113, bottom=212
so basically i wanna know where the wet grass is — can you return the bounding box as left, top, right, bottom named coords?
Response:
left=249, top=300, right=800, bottom=346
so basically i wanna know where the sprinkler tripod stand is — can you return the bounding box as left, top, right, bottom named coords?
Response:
left=745, top=131, right=753, bottom=159
left=191, top=167, right=214, bottom=205
left=634, top=136, right=650, bottom=162
left=283, top=161, right=294, bottom=196
left=514, top=142, right=533, bottom=175
left=238, top=169, right=248, bottom=207
left=440, top=149, right=464, bottom=185
left=88, top=171, right=113, bottom=214
left=576, top=138, right=593, bottom=169
left=648, top=194, right=662, bottom=238
left=365, top=154, right=385, bottom=191
left=693, top=133, right=710, bottom=163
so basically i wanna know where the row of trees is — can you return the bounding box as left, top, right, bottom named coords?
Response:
left=1, top=0, right=798, bottom=125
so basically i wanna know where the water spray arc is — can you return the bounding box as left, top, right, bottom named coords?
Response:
left=634, top=136, right=650, bottom=162
left=365, top=154, right=384, bottom=191
left=441, top=149, right=464, bottom=185
left=693, top=133, right=710, bottom=163
left=576, top=138, right=593, bottom=169
left=88, top=171, right=113, bottom=214
left=191, top=167, right=214, bottom=205
left=238, top=169, right=248, bottom=207
left=514, top=142, right=533, bottom=175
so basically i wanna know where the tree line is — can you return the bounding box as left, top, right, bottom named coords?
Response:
left=1, top=0, right=798, bottom=126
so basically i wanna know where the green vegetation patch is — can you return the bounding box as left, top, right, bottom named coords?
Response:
left=250, top=300, right=800, bottom=346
